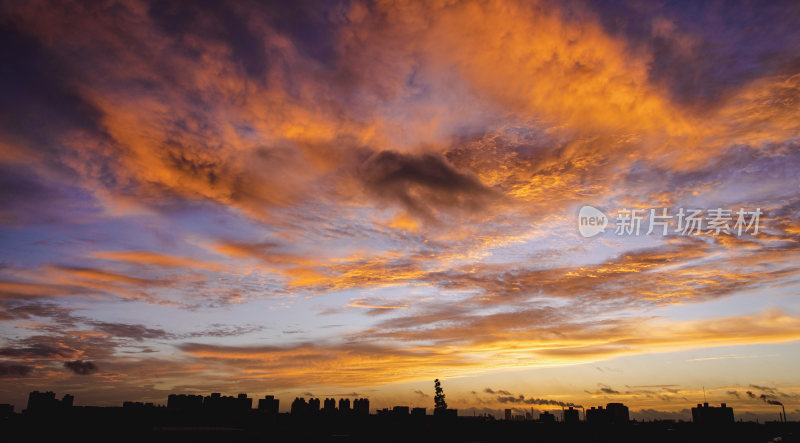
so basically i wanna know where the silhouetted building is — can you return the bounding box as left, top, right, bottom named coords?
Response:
left=26, top=391, right=73, bottom=413
left=434, top=408, right=458, bottom=417
left=3, top=390, right=796, bottom=443
left=323, top=398, right=336, bottom=412
left=291, top=397, right=308, bottom=415
left=308, top=398, right=321, bottom=413
left=0, top=404, right=13, bottom=418
left=258, top=395, right=279, bottom=413
left=353, top=398, right=370, bottom=416
left=692, top=402, right=734, bottom=425
left=605, top=403, right=629, bottom=424
left=203, top=392, right=223, bottom=410
left=564, top=407, right=580, bottom=424
left=200, top=392, right=252, bottom=412
left=167, top=394, right=203, bottom=410
left=338, top=398, right=351, bottom=413
left=392, top=406, right=410, bottom=416
left=123, top=401, right=156, bottom=409
left=238, top=393, right=252, bottom=410
left=586, top=406, right=605, bottom=424
left=586, top=403, right=628, bottom=424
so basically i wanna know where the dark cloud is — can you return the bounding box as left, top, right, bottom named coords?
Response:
left=0, top=362, right=34, bottom=377
left=749, top=384, right=777, bottom=393
left=3, top=331, right=119, bottom=361
left=263, top=0, right=343, bottom=66
left=121, top=348, right=158, bottom=354
left=0, top=165, right=93, bottom=226
left=64, top=359, right=99, bottom=375
left=359, top=150, right=497, bottom=222
left=89, top=321, right=172, bottom=341
left=148, top=1, right=271, bottom=78
left=180, top=324, right=266, bottom=338
left=600, top=385, right=621, bottom=395
left=583, top=0, right=800, bottom=107
left=0, top=343, right=75, bottom=359
left=163, top=143, right=227, bottom=191
left=0, top=21, right=103, bottom=152
left=0, top=301, right=76, bottom=325
left=586, top=385, right=622, bottom=395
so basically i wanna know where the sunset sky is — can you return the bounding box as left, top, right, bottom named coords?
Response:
left=1, top=0, right=799, bottom=421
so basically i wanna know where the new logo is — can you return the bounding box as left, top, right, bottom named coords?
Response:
left=578, top=205, right=608, bottom=238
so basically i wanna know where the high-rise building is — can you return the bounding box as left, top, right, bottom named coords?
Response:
left=692, top=403, right=734, bottom=425
left=605, top=403, right=629, bottom=424
left=563, top=406, right=580, bottom=424
left=237, top=393, right=253, bottom=410
left=258, top=395, right=279, bottom=413
left=586, top=403, right=630, bottom=424
left=586, top=406, right=606, bottom=424
left=167, top=394, right=203, bottom=410
left=201, top=393, right=252, bottom=412
left=353, top=398, right=370, bottom=416
left=308, top=398, right=321, bottom=413
left=291, top=397, right=308, bottom=415
left=26, top=391, right=74, bottom=413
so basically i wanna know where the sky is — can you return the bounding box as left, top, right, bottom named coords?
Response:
left=0, top=0, right=799, bottom=421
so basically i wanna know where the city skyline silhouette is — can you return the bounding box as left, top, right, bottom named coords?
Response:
left=2, top=386, right=795, bottom=442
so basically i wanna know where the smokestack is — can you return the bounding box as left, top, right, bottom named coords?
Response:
left=762, top=397, right=785, bottom=423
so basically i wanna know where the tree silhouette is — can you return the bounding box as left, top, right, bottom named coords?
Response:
left=434, top=379, right=447, bottom=410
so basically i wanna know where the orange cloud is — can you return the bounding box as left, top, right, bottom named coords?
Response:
left=91, top=251, right=222, bottom=271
